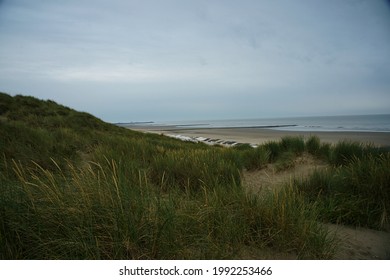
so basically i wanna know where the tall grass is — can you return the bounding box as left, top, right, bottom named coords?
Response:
left=1, top=93, right=388, bottom=259
left=1, top=125, right=388, bottom=259
left=305, top=135, right=332, bottom=160
left=296, top=154, right=390, bottom=230
left=150, top=149, right=241, bottom=191
left=256, top=185, right=336, bottom=259
left=3, top=159, right=171, bottom=259
left=290, top=136, right=390, bottom=230
left=261, top=136, right=306, bottom=171
left=305, top=135, right=321, bottom=155
left=232, top=145, right=270, bottom=171
left=330, top=140, right=371, bottom=166
left=0, top=158, right=334, bottom=259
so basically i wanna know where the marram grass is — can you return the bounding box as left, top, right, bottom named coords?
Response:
left=1, top=157, right=335, bottom=259
left=1, top=93, right=389, bottom=259
left=296, top=153, right=390, bottom=230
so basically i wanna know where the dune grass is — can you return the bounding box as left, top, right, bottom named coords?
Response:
left=1, top=157, right=335, bottom=259
left=232, top=144, right=270, bottom=171
left=0, top=93, right=388, bottom=259
left=296, top=153, right=390, bottom=230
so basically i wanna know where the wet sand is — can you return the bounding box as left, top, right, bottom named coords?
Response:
left=129, top=125, right=390, bottom=147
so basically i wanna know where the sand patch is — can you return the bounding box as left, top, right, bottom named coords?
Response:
left=328, top=224, right=390, bottom=260
left=242, top=153, right=328, bottom=194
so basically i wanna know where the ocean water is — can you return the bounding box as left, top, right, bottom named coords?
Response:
left=157, top=114, right=390, bottom=133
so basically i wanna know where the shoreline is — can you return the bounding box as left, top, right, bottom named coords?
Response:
left=128, top=125, right=390, bottom=147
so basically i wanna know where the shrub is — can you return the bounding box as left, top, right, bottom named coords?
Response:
left=0, top=92, right=14, bottom=115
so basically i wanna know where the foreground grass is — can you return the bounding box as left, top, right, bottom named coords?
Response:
left=1, top=158, right=335, bottom=259
left=1, top=93, right=388, bottom=259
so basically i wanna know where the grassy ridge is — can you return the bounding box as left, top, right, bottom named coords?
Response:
left=0, top=92, right=124, bottom=171
left=1, top=92, right=388, bottom=259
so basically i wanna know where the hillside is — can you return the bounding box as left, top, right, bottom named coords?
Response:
left=0, top=92, right=389, bottom=260
left=0, top=92, right=137, bottom=169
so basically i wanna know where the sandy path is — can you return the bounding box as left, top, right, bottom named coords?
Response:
left=328, top=224, right=390, bottom=260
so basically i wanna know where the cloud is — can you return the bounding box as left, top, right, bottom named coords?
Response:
left=48, top=63, right=216, bottom=83
left=0, top=0, right=389, bottom=121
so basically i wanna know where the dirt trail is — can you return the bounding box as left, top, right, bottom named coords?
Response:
left=328, top=224, right=390, bottom=259
left=242, top=153, right=390, bottom=260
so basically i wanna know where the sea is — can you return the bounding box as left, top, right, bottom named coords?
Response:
left=145, top=114, right=390, bottom=133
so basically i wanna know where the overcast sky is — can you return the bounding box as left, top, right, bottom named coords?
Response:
left=1, top=0, right=390, bottom=122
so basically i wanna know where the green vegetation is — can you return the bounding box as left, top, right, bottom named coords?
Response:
left=232, top=144, right=270, bottom=170
left=0, top=92, right=389, bottom=259
left=297, top=154, right=390, bottom=230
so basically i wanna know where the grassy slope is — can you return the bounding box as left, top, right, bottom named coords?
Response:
left=0, top=93, right=135, bottom=169
left=0, top=92, right=388, bottom=259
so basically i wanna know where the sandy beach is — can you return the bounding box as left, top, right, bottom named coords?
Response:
left=129, top=125, right=390, bottom=147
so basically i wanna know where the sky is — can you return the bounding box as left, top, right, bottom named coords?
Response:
left=0, top=0, right=390, bottom=123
